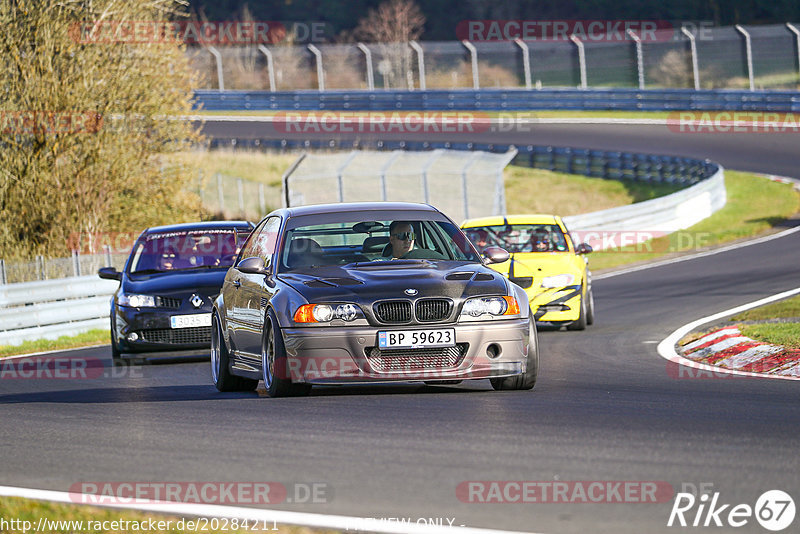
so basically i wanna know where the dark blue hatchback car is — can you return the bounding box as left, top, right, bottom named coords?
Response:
left=98, top=221, right=254, bottom=364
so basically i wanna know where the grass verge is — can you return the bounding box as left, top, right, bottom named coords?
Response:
left=739, top=323, right=800, bottom=349
left=731, top=295, right=800, bottom=321
left=0, top=330, right=108, bottom=359
left=587, top=171, right=800, bottom=271
left=0, top=496, right=330, bottom=533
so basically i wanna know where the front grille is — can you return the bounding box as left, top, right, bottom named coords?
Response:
left=156, top=296, right=181, bottom=309
left=366, top=343, right=468, bottom=373
left=374, top=300, right=412, bottom=324
left=415, top=299, right=452, bottom=322
left=139, top=326, right=211, bottom=345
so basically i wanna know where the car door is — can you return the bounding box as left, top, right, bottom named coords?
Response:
left=237, top=216, right=282, bottom=358
left=224, top=219, right=268, bottom=353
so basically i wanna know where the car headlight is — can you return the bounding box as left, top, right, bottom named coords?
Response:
left=118, top=293, right=156, bottom=308
left=459, top=296, right=520, bottom=320
left=540, top=274, right=576, bottom=288
left=293, top=303, right=362, bottom=323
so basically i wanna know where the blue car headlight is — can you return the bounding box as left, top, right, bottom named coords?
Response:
left=118, top=293, right=156, bottom=308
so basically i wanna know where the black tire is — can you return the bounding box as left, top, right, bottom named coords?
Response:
left=490, top=318, right=539, bottom=391
left=262, top=311, right=311, bottom=398
left=211, top=312, right=258, bottom=392
left=110, top=329, right=126, bottom=367
left=585, top=286, right=595, bottom=326
left=566, top=288, right=588, bottom=331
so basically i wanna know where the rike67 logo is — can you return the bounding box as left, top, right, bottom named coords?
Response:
left=668, top=488, right=795, bottom=531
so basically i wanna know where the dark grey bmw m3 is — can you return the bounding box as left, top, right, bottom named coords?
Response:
left=212, top=202, right=538, bottom=397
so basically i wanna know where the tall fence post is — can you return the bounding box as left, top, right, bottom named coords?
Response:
left=308, top=44, right=325, bottom=91
left=735, top=25, right=755, bottom=91
left=409, top=41, right=426, bottom=90
left=0, top=259, right=6, bottom=285
left=681, top=27, right=701, bottom=90
left=103, top=245, right=112, bottom=268
left=421, top=150, right=443, bottom=204
left=787, top=23, right=800, bottom=83
left=72, top=250, right=82, bottom=277
left=237, top=178, right=245, bottom=216
left=379, top=151, right=403, bottom=201
left=216, top=173, right=224, bottom=213
left=570, top=35, right=587, bottom=89
left=207, top=46, right=225, bottom=91
left=356, top=43, right=375, bottom=90
left=258, top=183, right=266, bottom=215
left=282, top=152, right=308, bottom=208
left=627, top=30, right=645, bottom=89
left=514, top=39, right=532, bottom=89
left=257, top=44, right=276, bottom=92
left=37, top=255, right=45, bottom=280
left=336, top=152, right=358, bottom=203
left=460, top=151, right=482, bottom=220
left=461, top=40, right=480, bottom=89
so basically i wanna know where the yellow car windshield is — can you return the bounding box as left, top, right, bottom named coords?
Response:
left=465, top=224, right=569, bottom=253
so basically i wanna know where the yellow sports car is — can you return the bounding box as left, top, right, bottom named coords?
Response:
left=462, top=215, right=594, bottom=330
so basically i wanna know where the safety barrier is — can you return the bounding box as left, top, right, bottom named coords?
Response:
left=194, top=88, right=800, bottom=112
left=0, top=276, right=117, bottom=346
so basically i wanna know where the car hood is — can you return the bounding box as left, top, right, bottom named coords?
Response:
left=277, top=260, right=507, bottom=302
left=122, top=268, right=229, bottom=295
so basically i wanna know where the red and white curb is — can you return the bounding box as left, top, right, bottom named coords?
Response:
left=680, top=326, right=800, bottom=377
left=657, top=287, right=800, bottom=381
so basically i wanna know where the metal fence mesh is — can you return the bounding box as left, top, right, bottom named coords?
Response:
left=285, top=149, right=515, bottom=222
left=191, top=24, right=800, bottom=91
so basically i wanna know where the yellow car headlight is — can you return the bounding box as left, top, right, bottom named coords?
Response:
left=540, top=274, right=576, bottom=288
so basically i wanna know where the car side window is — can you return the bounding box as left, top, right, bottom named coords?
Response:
left=253, top=217, right=281, bottom=265
left=237, top=219, right=269, bottom=263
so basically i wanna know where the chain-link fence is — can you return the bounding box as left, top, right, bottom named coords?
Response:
left=191, top=23, right=800, bottom=91
left=284, top=149, right=516, bottom=223
left=191, top=171, right=278, bottom=220
left=0, top=252, right=128, bottom=285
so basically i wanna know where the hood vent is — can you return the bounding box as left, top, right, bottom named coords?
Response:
left=445, top=271, right=495, bottom=282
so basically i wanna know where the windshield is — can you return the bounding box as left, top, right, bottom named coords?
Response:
left=281, top=218, right=480, bottom=271
left=464, top=224, right=569, bottom=253
left=128, top=229, right=246, bottom=274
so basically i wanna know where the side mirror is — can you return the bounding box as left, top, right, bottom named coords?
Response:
left=482, top=246, right=510, bottom=264
left=98, top=267, right=121, bottom=281
left=237, top=256, right=269, bottom=275
left=575, top=243, right=593, bottom=255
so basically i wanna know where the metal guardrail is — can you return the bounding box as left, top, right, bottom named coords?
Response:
left=0, top=276, right=117, bottom=347
left=194, top=88, right=800, bottom=112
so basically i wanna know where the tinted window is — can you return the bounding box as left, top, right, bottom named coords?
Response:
left=465, top=224, right=568, bottom=253
left=128, top=229, right=246, bottom=274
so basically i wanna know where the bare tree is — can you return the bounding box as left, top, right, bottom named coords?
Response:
left=352, top=0, right=425, bottom=89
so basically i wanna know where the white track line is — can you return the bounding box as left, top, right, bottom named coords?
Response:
left=0, top=485, right=534, bottom=534
left=657, top=287, right=800, bottom=381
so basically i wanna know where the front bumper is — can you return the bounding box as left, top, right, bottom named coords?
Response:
left=529, top=285, right=582, bottom=322
left=280, top=318, right=531, bottom=384
left=113, top=305, right=212, bottom=354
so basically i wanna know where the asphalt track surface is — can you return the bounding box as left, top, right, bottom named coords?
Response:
left=1, top=123, right=799, bottom=533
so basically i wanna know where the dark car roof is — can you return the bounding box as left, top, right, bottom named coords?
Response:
left=279, top=202, right=440, bottom=218
left=144, top=220, right=253, bottom=234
